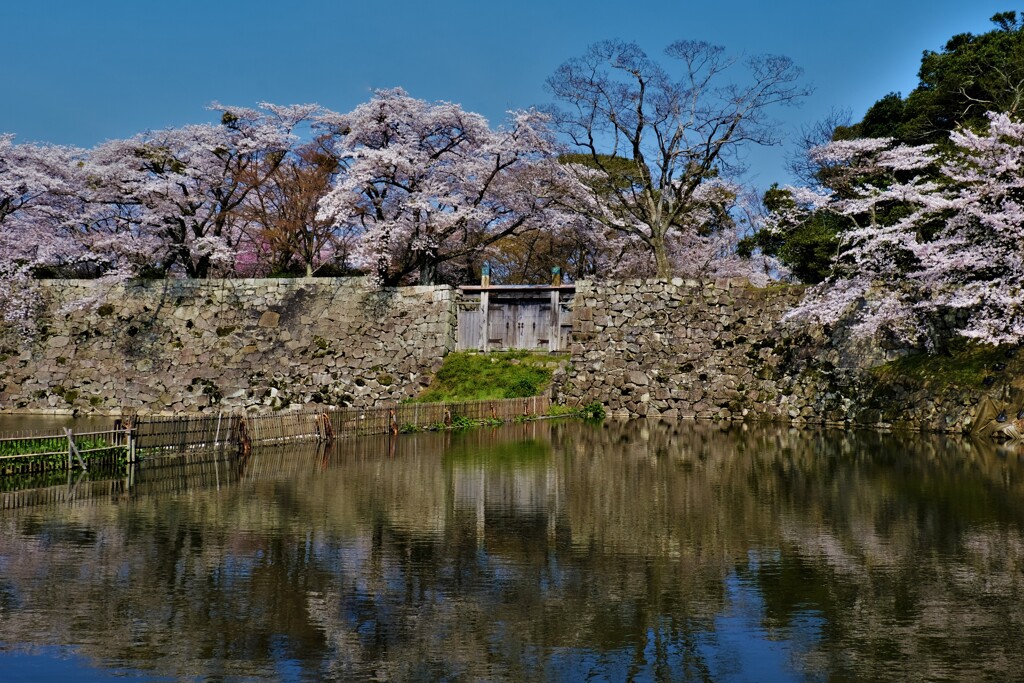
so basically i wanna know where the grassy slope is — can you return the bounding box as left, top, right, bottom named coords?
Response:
left=871, top=341, right=1017, bottom=391
left=415, top=350, right=568, bottom=403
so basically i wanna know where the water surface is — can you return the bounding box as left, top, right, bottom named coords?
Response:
left=1, top=420, right=1022, bottom=681
left=0, top=414, right=118, bottom=434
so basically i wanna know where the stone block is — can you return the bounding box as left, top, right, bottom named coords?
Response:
left=258, top=311, right=281, bottom=328
left=626, top=370, right=650, bottom=386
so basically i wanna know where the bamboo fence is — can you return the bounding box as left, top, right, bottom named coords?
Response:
left=0, top=395, right=553, bottom=472
left=132, top=396, right=550, bottom=452
left=134, top=414, right=234, bottom=452
left=0, top=426, right=130, bottom=473
left=0, top=397, right=557, bottom=507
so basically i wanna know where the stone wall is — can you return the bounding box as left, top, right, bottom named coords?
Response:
left=560, top=279, right=805, bottom=420
left=4, top=276, right=1022, bottom=434
left=0, top=278, right=455, bottom=415
left=559, top=279, right=1024, bottom=434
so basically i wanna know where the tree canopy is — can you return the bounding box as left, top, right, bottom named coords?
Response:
left=749, top=11, right=1024, bottom=286
left=316, top=89, right=562, bottom=286
left=836, top=11, right=1024, bottom=144
left=783, top=113, right=1024, bottom=349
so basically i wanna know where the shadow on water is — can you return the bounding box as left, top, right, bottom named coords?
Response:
left=0, top=419, right=1022, bottom=681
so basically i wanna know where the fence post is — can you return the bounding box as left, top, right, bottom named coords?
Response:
left=480, top=264, right=490, bottom=353
left=213, top=411, right=223, bottom=448
left=65, top=428, right=87, bottom=471
left=125, top=459, right=136, bottom=491
left=127, top=423, right=137, bottom=464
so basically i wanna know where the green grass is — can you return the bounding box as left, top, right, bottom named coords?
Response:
left=0, top=436, right=127, bottom=471
left=870, top=341, right=1014, bottom=390
left=414, top=350, right=568, bottom=403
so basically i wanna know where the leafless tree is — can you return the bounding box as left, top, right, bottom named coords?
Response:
left=547, top=39, right=811, bottom=278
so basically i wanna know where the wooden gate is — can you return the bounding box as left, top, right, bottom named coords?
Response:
left=457, top=285, right=574, bottom=352
left=488, top=300, right=549, bottom=349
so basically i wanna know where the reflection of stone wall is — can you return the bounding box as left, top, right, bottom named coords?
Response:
left=2, top=422, right=1023, bottom=680
left=0, top=278, right=455, bottom=414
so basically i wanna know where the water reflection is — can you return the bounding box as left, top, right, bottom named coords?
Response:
left=1, top=420, right=1023, bottom=681
left=0, top=414, right=116, bottom=433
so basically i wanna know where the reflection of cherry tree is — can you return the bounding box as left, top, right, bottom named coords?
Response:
left=317, top=89, right=561, bottom=286
left=782, top=113, right=1024, bottom=347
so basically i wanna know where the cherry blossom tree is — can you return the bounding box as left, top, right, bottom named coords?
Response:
left=0, top=135, right=88, bottom=259
left=89, top=103, right=320, bottom=278
left=0, top=136, right=96, bottom=331
left=316, top=89, right=562, bottom=286
left=784, top=112, right=1024, bottom=348
left=232, top=137, right=353, bottom=277
left=547, top=39, right=810, bottom=278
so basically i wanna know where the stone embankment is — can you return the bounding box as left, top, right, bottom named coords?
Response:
left=557, top=279, right=1024, bottom=435
left=3, top=276, right=1022, bottom=435
left=0, top=278, right=455, bottom=415
left=560, top=278, right=802, bottom=420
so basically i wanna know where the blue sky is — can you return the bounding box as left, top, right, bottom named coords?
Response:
left=1, top=0, right=1015, bottom=189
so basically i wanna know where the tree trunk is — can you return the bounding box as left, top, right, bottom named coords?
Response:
left=187, top=254, right=210, bottom=279
left=418, top=253, right=438, bottom=285
left=651, top=233, right=672, bottom=279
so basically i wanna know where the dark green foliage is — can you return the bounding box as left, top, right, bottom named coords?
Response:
left=0, top=436, right=127, bottom=473
left=834, top=92, right=906, bottom=141
left=739, top=185, right=847, bottom=284
left=840, top=12, right=1024, bottom=145
left=505, top=376, right=540, bottom=398
left=581, top=402, right=606, bottom=420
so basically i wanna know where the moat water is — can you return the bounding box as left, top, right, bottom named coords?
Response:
left=0, top=419, right=1022, bottom=681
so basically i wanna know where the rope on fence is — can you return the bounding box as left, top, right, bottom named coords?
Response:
left=235, top=416, right=252, bottom=457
